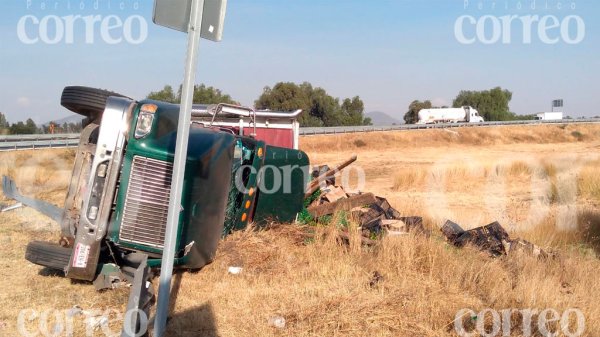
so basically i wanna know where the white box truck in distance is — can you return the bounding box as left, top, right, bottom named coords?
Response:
left=535, top=112, right=563, bottom=120
left=416, top=106, right=484, bottom=124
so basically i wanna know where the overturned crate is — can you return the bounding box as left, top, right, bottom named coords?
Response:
left=441, top=220, right=549, bottom=258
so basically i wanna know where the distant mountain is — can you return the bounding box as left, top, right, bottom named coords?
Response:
left=43, top=114, right=84, bottom=126
left=365, top=111, right=402, bottom=126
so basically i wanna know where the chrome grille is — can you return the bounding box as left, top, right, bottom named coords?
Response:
left=119, top=156, right=173, bottom=249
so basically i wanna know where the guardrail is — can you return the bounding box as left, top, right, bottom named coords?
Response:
left=0, top=133, right=80, bottom=151
left=299, top=118, right=600, bottom=135
left=2, top=119, right=600, bottom=151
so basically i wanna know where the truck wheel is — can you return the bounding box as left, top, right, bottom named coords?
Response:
left=61, top=86, right=130, bottom=119
left=25, top=241, right=72, bottom=272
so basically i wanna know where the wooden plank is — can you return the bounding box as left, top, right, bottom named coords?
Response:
left=323, top=186, right=347, bottom=203
left=307, top=193, right=377, bottom=218
left=308, top=155, right=357, bottom=190
left=304, top=155, right=358, bottom=198
left=504, top=238, right=548, bottom=259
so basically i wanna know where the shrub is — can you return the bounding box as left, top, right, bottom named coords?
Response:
left=353, top=139, right=367, bottom=147
left=572, top=130, right=585, bottom=141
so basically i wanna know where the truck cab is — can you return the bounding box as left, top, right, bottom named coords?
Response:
left=465, top=106, right=484, bottom=123
left=6, top=87, right=310, bottom=283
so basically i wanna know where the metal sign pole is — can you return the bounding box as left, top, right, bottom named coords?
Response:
left=153, top=0, right=205, bottom=336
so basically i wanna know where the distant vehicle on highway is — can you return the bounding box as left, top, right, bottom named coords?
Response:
left=416, top=106, right=484, bottom=124
left=535, top=112, right=563, bottom=121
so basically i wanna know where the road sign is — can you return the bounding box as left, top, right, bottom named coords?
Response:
left=200, top=0, right=228, bottom=41
left=552, top=99, right=564, bottom=112
left=153, top=0, right=191, bottom=32
left=153, top=0, right=227, bottom=41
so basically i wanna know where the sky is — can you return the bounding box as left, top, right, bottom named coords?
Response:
left=0, top=0, right=599, bottom=124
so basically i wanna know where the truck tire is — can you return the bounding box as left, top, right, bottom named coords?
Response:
left=61, top=86, right=130, bottom=119
left=25, top=241, right=72, bottom=272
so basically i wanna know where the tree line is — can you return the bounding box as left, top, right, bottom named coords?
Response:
left=4, top=85, right=541, bottom=134
left=147, top=82, right=372, bottom=127
left=2, top=81, right=371, bottom=135
left=404, top=87, right=536, bottom=124
left=0, top=112, right=82, bottom=135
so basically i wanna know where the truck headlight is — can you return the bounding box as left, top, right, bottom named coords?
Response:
left=135, top=104, right=158, bottom=138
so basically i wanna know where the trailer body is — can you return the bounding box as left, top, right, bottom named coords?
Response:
left=534, top=112, right=563, bottom=120
left=416, top=106, right=484, bottom=124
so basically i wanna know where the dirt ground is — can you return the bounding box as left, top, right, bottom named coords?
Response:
left=1, top=123, right=599, bottom=336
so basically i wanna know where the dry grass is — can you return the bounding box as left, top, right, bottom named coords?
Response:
left=578, top=165, right=600, bottom=200
left=1, top=124, right=600, bottom=336
left=163, top=225, right=600, bottom=337
left=0, top=149, right=75, bottom=206
left=392, top=169, right=425, bottom=190
left=301, top=124, right=600, bottom=153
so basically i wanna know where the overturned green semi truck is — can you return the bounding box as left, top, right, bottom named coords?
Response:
left=3, top=86, right=309, bottom=286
